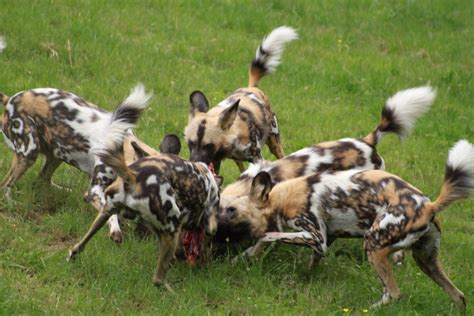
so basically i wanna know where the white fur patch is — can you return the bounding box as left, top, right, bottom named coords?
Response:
left=146, top=175, right=158, bottom=186
left=411, top=194, right=427, bottom=207
left=256, top=26, right=298, bottom=74
left=94, top=84, right=152, bottom=157
left=393, top=226, right=429, bottom=248
left=271, top=114, right=279, bottom=135
left=122, top=83, right=153, bottom=112
left=107, top=215, right=121, bottom=234
left=312, top=169, right=362, bottom=205
left=242, top=160, right=273, bottom=178
left=384, top=86, right=436, bottom=139
left=0, top=36, right=6, bottom=53
left=217, top=98, right=235, bottom=108
left=447, top=140, right=474, bottom=181
left=379, top=213, right=405, bottom=230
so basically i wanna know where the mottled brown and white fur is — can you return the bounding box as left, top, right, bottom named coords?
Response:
left=184, top=26, right=298, bottom=174
left=1, top=84, right=151, bottom=239
left=217, top=86, right=436, bottom=250
left=86, top=133, right=182, bottom=243
left=67, top=100, right=222, bottom=289
left=221, top=140, right=473, bottom=311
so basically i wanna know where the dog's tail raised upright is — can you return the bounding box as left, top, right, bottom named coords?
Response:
left=248, top=26, right=298, bottom=87
left=429, top=140, right=474, bottom=213
left=95, top=84, right=152, bottom=183
left=362, top=86, right=436, bottom=146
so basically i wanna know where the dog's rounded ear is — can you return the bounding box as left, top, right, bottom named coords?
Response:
left=159, top=134, right=181, bottom=155
left=214, top=175, right=224, bottom=188
left=131, top=141, right=150, bottom=159
left=219, top=99, right=240, bottom=130
left=250, top=171, right=274, bottom=204
left=190, top=91, right=209, bottom=117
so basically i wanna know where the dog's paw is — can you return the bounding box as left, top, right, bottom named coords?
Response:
left=108, top=231, right=123, bottom=244
left=392, top=250, right=405, bottom=266
left=66, top=249, right=76, bottom=262
left=153, top=279, right=175, bottom=293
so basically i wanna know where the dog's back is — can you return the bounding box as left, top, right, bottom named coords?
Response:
left=128, top=154, right=218, bottom=230
left=2, top=88, right=110, bottom=173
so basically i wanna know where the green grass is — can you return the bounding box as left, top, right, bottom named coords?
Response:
left=1, top=0, right=473, bottom=314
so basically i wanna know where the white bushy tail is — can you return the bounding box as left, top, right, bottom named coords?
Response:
left=364, top=86, right=436, bottom=145
left=95, top=84, right=152, bottom=181
left=249, top=26, right=298, bottom=87
left=432, top=140, right=474, bottom=213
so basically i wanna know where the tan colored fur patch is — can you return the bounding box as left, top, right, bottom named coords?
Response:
left=317, top=141, right=340, bottom=149
left=17, top=92, right=50, bottom=118
left=269, top=178, right=309, bottom=219
left=338, top=148, right=360, bottom=168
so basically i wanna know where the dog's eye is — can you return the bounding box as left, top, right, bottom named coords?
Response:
left=227, top=206, right=236, bottom=213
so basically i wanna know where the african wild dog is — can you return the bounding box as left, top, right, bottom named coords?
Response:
left=184, top=26, right=298, bottom=174
left=67, top=100, right=222, bottom=290
left=0, top=84, right=151, bottom=239
left=220, top=140, right=473, bottom=311
left=85, top=133, right=182, bottom=243
left=217, top=86, right=436, bottom=267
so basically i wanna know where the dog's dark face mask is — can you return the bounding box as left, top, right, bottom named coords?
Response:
left=188, top=141, right=225, bottom=175
left=184, top=91, right=240, bottom=175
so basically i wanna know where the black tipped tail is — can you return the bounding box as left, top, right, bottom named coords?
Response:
left=362, top=86, right=436, bottom=146
left=96, top=84, right=152, bottom=183
left=248, top=26, right=298, bottom=87
left=431, top=140, right=474, bottom=213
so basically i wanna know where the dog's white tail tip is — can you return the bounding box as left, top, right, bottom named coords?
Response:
left=0, top=36, right=6, bottom=53
left=123, top=83, right=153, bottom=110
left=385, top=85, right=437, bottom=139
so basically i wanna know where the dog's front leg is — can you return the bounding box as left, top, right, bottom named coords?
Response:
left=263, top=231, right=328, bottom=258
left=107, top=215, right=123, bottom=243
left=67, top=208, right=113, bottom=261
left=232, top=238, right=268, bottom=264
left=153, top=232, right=179, bottom=292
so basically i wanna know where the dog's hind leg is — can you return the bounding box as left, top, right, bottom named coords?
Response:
left=367, top=247, right=401, bottom=309
left=38, top=154, right=61, bottom=182
left=1, top=153, right=36, bottom=198
left=412, top=224, right=466, bottom=312
left=153, top=232, right=179, bottom=292
left=67, top=208, right=113, bottom=261
left=266, top=133, right=285, bottom=159
left=38, top=154, right=64, bottom=189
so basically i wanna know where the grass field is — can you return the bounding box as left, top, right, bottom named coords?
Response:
left=1, top=0, right=473, bottom=314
